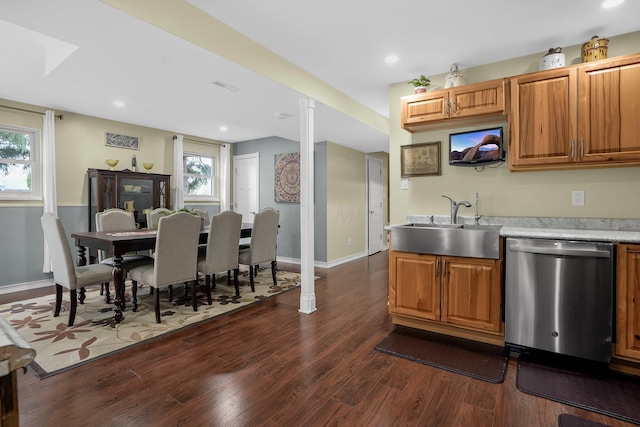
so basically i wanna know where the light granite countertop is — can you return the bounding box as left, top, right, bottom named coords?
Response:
left=402, top=215, right=640, bottom=244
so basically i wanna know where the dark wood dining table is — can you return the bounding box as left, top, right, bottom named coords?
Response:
left=71, top=224, right=253, bottom=323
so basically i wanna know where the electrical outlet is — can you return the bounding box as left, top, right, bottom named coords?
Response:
left=401, top=179, right=409, bottom=190
left=347, top=238, right=352, bottom=246
left=572, top=190, right=585, bottom=206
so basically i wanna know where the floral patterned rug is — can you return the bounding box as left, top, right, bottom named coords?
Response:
left=0, top=269, right=303, bottom=379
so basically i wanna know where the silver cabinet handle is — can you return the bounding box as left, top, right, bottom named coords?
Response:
left=444, top=99, right=449, bottom=115
left=571, top=140, right=575, bottom=159
left=581, top=139, right=585, bottom=158
left=435, top=259, right=439, bottom=276
left=442, top=259, right=447, bottom=277
left=450, top=99, right=456, bottom=114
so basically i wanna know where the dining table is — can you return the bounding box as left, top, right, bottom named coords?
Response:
left=71, top=224, right=253, bottom=323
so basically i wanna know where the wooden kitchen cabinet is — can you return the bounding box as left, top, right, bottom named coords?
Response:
left=442, top=256, right=503, bottom=333
left=615, top=244, right=640, bottom=362
left=401, top=78, right=508, bottom=132
left=509, top=53, right=640, bottom=170
left=87, top=168, right=171, bottom=231
left=389, top=250, right=503, bottom=337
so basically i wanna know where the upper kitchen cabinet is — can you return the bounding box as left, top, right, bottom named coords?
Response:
left=401, top=78, right=508, bottom=132
left=509, top=53, right=640, bottom=171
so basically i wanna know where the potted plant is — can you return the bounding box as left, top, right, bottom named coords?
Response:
left=408, top=75, right=431, bottom=94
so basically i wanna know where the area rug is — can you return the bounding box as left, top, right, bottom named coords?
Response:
left=517, top=353, right=640, bottom=425
left=374, top=325, right=509, bottom=383
left=0, top=269, right=303, bottom=379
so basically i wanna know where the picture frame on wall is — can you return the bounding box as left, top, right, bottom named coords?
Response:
left=105, top=132, right=139, bottom=150
left=400, top=141, right=441, bottom=177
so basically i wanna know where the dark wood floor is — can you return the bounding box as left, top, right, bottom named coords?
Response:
left=2, top=251, right=635, bottom=427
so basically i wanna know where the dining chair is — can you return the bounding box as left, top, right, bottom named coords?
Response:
left=197, top=211, right=242, bottom=300
left=41, top=212, right=114, bottom=326
left=128, top=211, right=201, bottom=323
left=238, top=207, right=280, bottom=292
left=191, top=208, right=210, bottom=227
left=96, top=208, right=153, bottom=303
left=146, top=207, right=173, bottom=229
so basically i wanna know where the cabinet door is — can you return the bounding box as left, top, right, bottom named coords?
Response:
left=441, top=257, right=502, bottom=333
left=578, top=60, right=640, bottom=163
left=509, top=68, right=578, bottom=169
left=616, top=244, right=640, bottom=361
left=401, top=91, right=449, bottom=127
left=389, top=252, right=440, bottom=321
left=449, top=79, right=506, bottom=119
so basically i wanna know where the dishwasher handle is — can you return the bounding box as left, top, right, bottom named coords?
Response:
left=508, top=242, right=611, bottom=258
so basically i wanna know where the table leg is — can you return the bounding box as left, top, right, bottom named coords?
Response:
left=112, top=254, right=125, bottom=323
left=75, top=246, right=87, bottom=267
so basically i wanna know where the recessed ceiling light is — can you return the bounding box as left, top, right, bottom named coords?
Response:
left=113, top=100, right=125, bottom=108
left=219, top=126, right=228, bottom=132
left=274, top=113, right=290, bottom=120
left=602, top=0, right=624, bottom=8
left=385, top=54, right=399, bottom=65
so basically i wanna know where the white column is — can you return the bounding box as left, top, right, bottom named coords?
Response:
left=299, top=97, right=317, bottom=314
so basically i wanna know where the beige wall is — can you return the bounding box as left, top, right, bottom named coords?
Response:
left=326, top=142, right=367, bottom=260
left=0, top=99, right=222, bottom=208
left=389, top=31, right=640, bottom=225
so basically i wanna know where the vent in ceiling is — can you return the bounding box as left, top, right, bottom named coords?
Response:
left=211, top=80, right=240, bottom=92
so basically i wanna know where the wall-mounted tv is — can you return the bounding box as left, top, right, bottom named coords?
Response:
left=448, top=126, right=505, bottom=167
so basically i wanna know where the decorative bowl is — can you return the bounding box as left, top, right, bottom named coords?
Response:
left=105, top=159, right=119, bottom=170
left=143, top=163, right=154, bottom=173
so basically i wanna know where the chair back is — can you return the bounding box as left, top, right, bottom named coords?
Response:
left=146, top=208, right=172, bottom=229
left=247, top=208, right=279, bottom=265
left=203, top=211, right=242, bottom=273
left=96, top=208, right=136, bottom=261
left=41, top=212, right=77, bottom=289
left=153, top=212, right=201, bottom=287
left=192, top=208, right=210, bottom=227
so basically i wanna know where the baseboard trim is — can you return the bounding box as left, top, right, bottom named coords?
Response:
left=277, top=249, right=383, bottom=269
left=0, top=279, right=53, bottom=295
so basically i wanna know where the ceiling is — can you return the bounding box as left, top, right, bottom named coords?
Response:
left=1, top=0, right=639, bottom=154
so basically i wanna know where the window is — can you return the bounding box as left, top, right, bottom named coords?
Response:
left=183, top=152, right=217, bottom=201
left=0, top=125, right=41, bottom=200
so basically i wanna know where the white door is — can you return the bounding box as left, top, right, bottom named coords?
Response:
left=233, top=153, right=259, bottom=224
left=367, top=156, right=384, bottom=255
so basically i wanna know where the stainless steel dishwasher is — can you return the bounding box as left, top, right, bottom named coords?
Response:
left=505, top=237, right=614, bottom=363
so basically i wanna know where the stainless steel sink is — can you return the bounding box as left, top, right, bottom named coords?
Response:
left=391, top=223, right=502, bottom=259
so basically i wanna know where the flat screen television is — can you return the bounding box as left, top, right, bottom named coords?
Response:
left=448, top=126, right=505, bottom=167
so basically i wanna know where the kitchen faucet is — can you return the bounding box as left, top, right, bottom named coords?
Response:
left=442, top=195, right=472, bottom=224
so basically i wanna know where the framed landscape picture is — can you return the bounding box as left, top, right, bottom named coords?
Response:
left=401, top=141, right=441, bottom=177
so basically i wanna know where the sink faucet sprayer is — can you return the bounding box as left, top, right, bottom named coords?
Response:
left=442, top=195, right=472, bottom=224
left=474, top=192, right=483, bottom=225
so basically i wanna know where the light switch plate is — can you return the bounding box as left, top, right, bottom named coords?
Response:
left=401, top=179, right=409, bottom=190
left=572, top=190, right=585, bottom=206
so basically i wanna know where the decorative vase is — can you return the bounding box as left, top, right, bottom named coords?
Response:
left=414, top=86, right=428, bottom=94
left=539, top=48, right=565, bottom=70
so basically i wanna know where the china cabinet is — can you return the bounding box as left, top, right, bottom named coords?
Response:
left=87, top=168, right=171, bottom=231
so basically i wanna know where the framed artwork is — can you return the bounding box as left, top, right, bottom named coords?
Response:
left=401, top=141, right=441, bottom=177
left=105, top=132, right=139, bottom=150
left=274, top=152, right=300, bottom=203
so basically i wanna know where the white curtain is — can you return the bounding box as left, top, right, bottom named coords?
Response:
left=42, top=110, right=58, bottom=272
left=220, top=144, right=230, bottom=211
left=173, top=134, right=184, bottom=209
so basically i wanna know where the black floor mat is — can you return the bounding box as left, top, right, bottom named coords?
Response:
left=374, top=326, right=508, bottom=383
left=517, top=353, right=640, bottom=425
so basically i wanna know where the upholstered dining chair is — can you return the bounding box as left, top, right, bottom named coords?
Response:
left=238, top=207, right=280, bottom=292
left=128, top=211, right=201, bottom=323
left=96, top=208, right=153, bottom=303
left=41, top=212, right=114, bottom=326
left=146, top=207, right=173, bottom=230
left=197, top=211, right=242, bottom=301
left=191, top=208, right=210, bottom=227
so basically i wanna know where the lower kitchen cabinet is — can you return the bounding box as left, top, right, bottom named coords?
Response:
left=389, top=251, right=503, bottom=338
left=616, top=244, right=640, bottom=361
